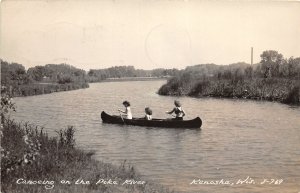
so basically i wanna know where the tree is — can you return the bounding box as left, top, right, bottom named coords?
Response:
left=286, top=57, right=300, bottom=78
left=27, top=66, right=46, bottom=81
left=1, top=61, right=30, bottom=85
left=294, top=57, right=300, bottom=79
left=260, top=50, right=284, bottom=78
left=244, top=66, right=253, bottom=78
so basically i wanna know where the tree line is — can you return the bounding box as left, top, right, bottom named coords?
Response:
left=87, top=66, right=179, bottom=82
left=181, top=50, right=300, bottom=81
left=2, top=50, right=299, bottom=102
left=0, top=60, right=179, bottom=96
left=1, top=61, right=87, bottom=85
left=1, top=61, right=89, bottom=97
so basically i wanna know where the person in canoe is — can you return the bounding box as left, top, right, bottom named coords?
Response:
left=166, top=100, right=186, bottom=120
left=118, top=100, right=132, bottom=119
left=144, top=107, right=152, bottom=120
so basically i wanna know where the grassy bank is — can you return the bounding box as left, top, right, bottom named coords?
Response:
left=158, top=51, right=300, bottom=105
left=158, top=77, right=300, bottom=105
left=9, top=82, right=89, bottom=97
left=0, top=118, right=174, bottom=193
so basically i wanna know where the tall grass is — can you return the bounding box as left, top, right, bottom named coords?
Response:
left=1, top=118, right=175, bottom=193
left=158, top=77, right=300, bottom=105
left=8, top=82, right=89, bottom=97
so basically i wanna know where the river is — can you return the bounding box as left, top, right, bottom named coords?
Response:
left=11, top=80, right=300, bottom=193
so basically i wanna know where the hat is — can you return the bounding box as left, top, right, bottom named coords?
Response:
left=122, top=101, right=130, bottom=106
left=145, top=107, right=152, bottom=115
left=174, top=100, right=181, bottom=107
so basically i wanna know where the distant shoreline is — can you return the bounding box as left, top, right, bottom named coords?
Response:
left=8, top=82, right=89, bottom=98
left=8, top=77, right=169, bottom=97
left=10, top=78, right=167, bottom=98
left=96, top=76, right=168, bottom=82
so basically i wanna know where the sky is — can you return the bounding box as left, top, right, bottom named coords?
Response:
left=1, top=0, right=300, bottom=70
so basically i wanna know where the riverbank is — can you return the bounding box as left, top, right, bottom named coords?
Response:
left=158, top=77, right=300, bottom=105
left=6, top=82, right=89, bottom=97
left=10, top=77, right=166, bottom=97
left=0, top=118, right=174, bottom=193
left=100, top=76, right=168, bottom=82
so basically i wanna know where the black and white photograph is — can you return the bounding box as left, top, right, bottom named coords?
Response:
left=1, top=0, right=300, bottom=193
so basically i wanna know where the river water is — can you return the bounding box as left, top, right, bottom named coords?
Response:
left=12, top=80, right=300, bottom=193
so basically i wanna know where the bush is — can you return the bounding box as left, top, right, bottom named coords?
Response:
left=58, top=76, right=73, bottom=84
left=188, top=81, right=210, bottom=96
left=284, top=86, right=300, bottom=104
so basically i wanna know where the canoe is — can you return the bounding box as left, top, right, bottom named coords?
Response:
left=101, top=111, right=202, bottom=129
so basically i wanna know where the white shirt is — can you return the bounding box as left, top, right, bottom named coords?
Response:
left=145, top=114, right=152, bottom=120
left=125, top=107, right=132, bottom=119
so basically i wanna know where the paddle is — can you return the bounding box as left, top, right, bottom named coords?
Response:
left=118, top=109, right=126, bottom=124
left=165, top=111, right=176, bottom=118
